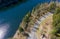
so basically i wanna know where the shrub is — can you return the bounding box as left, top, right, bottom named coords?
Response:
left=53, top=7, right=60, bottom=37
left=49, top=2, right=56, bottom=10
left=19, top=27, right=24, bottom=33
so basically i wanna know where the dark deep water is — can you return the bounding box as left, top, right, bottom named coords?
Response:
left=0, top=0, right=58, bottom=39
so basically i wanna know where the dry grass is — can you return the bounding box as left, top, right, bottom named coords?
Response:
left=36, top=14, right=53, bottom=39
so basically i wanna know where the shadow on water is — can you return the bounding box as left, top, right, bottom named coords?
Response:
left=0, top=0, right=28, bottom=11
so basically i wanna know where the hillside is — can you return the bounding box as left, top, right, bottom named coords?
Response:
left=13, top=2, right=60, bottom=39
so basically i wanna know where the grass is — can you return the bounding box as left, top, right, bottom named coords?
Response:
left=52, top=6, right=60, bottom=38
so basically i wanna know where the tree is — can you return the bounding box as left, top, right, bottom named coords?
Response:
left=53, top=7, right=60, bottom=37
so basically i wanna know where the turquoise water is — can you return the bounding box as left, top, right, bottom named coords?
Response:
left=0, top=0, right=52, bottom=39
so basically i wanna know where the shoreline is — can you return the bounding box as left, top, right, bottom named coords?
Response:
left=13, top=2, right=60, bottom=39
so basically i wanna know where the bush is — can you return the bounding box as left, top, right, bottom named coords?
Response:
left=53, top=7, right=60, bottom=37
left=55, top=7, right=60, bottom=14
left=19, top=27, right=24, bottom=33
left=23, top=12, right=31, bottom=22
left=49, top=2, right=56, bottom=10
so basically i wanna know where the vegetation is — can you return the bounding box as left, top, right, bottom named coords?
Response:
left=19, top=27, right=24, bottom=33
left=23, top=12, right=31, bottom=22
left=49, top=2, right=56, bottom=12
left=52, top=7, right=60, bottom=38
left=13, top=2, right=60, bottom=39
left=18, top=3, right=49, bottom=33
left=16, top=2, right=54, bottom=39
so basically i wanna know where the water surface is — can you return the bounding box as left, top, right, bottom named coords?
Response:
left=0, top=0, right=51, bottom=39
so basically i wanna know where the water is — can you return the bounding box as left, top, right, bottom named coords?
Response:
left=0, top=0, right=51, bottom=39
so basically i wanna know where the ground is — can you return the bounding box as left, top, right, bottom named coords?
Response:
left=36, top=14, right=53, bottom=39
left=13, top=2, right=60, bottom=39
